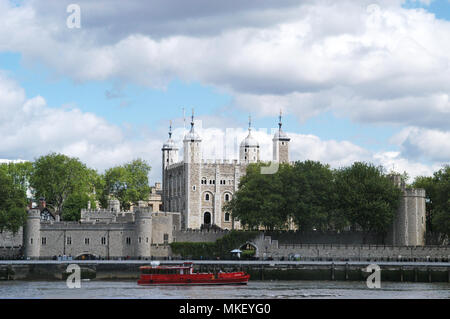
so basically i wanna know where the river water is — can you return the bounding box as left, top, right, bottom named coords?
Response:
left=0, top=280, right=449, bottom=299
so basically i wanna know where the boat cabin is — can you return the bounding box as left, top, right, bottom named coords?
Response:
left=140, top=263, right=194, bottom=275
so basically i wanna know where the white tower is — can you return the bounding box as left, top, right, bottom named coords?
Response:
left=162, top=122, right=179, bottom=211
left=183, top=110, right=202, bottom=229
left=183, top=110, right=202, bottom=164
left=240, top=116, right=260, bottom=164
left=273, top=111, right=290, bottom=163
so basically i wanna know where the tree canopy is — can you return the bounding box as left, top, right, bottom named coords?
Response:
left=226, top=161, right=402, bottom=239
left=29, top=153, right=97, bottom=216
left=99, top=159, right=151, bottom=210
left=334, top=162, right=401, bottom=239
left=0, top=169, right=28, bottom=234
left=413, top=165, right=450, bottom=240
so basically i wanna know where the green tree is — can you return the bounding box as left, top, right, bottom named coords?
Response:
left=414, top=165, right=450, bottom=240
left=334, top=162, right=401, bottom=242
left=0, top=170, right=28, bottom=234
left=62, top=192, right=97, bottom=221
left=224, top=163, right=290, bottom=230
left=29, top=153, right=96, bottom=216
left=287, top=161, right=342, bottom=231
left=100, top=159, right=151, bottom=210
left=0, top=161, right=34, bottom=195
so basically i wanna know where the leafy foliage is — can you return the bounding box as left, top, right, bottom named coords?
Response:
left=170, top=231, right=258, bottom=259
left=29, top=153, right=98, bottom=217
left=413, top=165, right=450, bottom=239
left=226, top=161, right=402, bottom=240
left=334, top=162, right=401, bottom=239
left=0, top=169, right=28, bottom=234
left=98, top=159, right=151, bottom=210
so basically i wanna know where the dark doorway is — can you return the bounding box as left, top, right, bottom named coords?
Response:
left=203, top=212, right=211, bottom=225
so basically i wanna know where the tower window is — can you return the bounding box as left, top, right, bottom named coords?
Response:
left=67, top=237, right=72, bottom=245
left=85, top=238, right=90, bottom=245
left=41, top=237, right=47, bottom=245
left=224, top=194, right=231, bottom=201
left=205, top=193, right=210, bottom=201
left=126, top=237, right=131, bottom=245
left=224, top=212, right=230, bottom=222
left=192, top=185, right=196, bottom=191
left=101, top=237, right=106, bottom=245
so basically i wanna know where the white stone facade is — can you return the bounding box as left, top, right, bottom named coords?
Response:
left=162, top=113, right=290, bottom=230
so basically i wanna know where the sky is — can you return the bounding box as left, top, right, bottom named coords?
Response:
left=0, top=0, right=449, bottom=183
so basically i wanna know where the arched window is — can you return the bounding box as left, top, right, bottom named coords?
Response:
left=224, top=193, right=231, bottom=201
left=201, top=177, right=207, bottom=185
left=205, top=193, right=210, bottom=201
left=224, top=212, right=230, bottom=222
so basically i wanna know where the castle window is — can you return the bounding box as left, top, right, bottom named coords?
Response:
left=138, top=237, right=142, bottom=244
left=146, top=237, right=149, bottom=243
left=282, top=142, right=285, bottom=145
left=41, top=237, right=47, bottom=245
left=205, top=193, right=210, bottom=201
left=163, top=233, right=169, bottom=244
left=30, top=238, right=33, bottom=245
left=201, top=177, right=207, bottom=185
left=224, top=212, right=230, bottom=222
left=126, top=237, right=131, bottom=245
left=101, top=237, right=106, bottom=245
left=85, top=238, right=90, bottom=245
left=192, top=185, right=196, bottom=191
left=224, top=194, right=231, bottom=201
left=67, top=237, right=72, bottom=245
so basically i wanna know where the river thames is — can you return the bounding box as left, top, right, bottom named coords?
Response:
left=0, top=280, right=448, bottom=299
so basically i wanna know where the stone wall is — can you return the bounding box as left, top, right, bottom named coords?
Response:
left=173, top=229, right=229, bottom=243
left=255, top=234, right=450, bottom=260
left=264, top=231, right=384, bottom=245
left=0, top=229, right=23, bottom=247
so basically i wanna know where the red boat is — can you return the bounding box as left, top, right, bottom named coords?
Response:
left=137, top=262, right=250, bottom=286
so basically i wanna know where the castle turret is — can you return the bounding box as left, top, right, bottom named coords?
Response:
left=183, top=110, right=202, bottom=164
left=273, top=111, right=290, bottom=163
left=183, top=110, right=202, bottom=229
left=388, top=174, right=426, bottom=246
left=107, top=199, right=120, bottom=212
left=240, top=116, right=260, bottom=164
left=162, top=121, right=179, bottom=212
left=134, top=207, right=153, bottom=258
left=24, top=209, right=41, bottom=259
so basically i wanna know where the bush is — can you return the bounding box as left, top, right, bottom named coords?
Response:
left=170, top=231, right=259, bottom=260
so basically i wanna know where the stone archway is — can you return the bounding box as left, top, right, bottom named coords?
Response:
left=75, top=252, right=98, bottom=260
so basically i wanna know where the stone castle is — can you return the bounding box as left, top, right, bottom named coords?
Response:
left=162, top=113, right=291, bottom=230
left=16, top=113, right=427, bottom=259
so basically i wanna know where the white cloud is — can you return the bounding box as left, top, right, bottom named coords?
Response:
left=391, top=127, right=450, bottom=162
left=0, top=0, right=448, bottom=180
left=1, top=0, right=449, bottom=130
